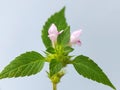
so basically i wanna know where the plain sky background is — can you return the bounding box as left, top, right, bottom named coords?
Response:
left=0, top=0, right=120, bottom=90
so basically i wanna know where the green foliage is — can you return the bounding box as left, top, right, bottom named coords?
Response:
left=72, top=55, right=116, bottom=90
left=50, top=59, right=63, bottom=77
left=0, top=7, right=116, bottom=90
left=57, top=26, right=70, bottom=46
left=63, top=46, right=74, bottom=54
left=41, top=7, right=68, bottom=48
left=0, top=51, right=45, bottom=79
left=46, top=47, right=56, bottom=54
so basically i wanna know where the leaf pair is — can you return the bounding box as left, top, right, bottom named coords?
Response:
left=0, top=51, right=116, bottom=89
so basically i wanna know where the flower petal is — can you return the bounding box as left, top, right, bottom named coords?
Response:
left=48, top=34, right=57, bottom=42
left=71, top=29, right=82, bottom=38
left=76, top=40, right=81, bottom=45
left=48, top=24, right=59, bottom=35
left=70, top=29, right=82, bottom=45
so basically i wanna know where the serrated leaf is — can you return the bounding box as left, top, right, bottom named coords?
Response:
left=72, top=55, right=116, bottom=90
left=0, top=51, right=45, bottom=79
left=46, top=47, right=55, bottom=54
left=41, top=7, right=68, bottom=48
left=57, top=26, right=70, bottom=46
left=50, top=59, right=63, bottom=77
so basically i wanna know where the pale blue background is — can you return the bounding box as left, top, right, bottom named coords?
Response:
left=0, top=0, right=119, bottom=90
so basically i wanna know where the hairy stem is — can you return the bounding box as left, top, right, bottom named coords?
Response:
left=53, top=83, right=57, bottom=90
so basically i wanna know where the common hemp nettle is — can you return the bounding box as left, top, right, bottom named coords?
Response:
left=0, top=7, right=116, bottom=90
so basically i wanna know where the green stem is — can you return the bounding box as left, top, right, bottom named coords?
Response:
left=53, top=83, right=57, bottom=90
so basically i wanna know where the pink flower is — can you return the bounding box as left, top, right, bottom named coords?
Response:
left=70, top=30, right=82, bottom=45
left=48, top=23, right=63, bottom=47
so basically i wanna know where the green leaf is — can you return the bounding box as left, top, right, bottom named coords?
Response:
left=64, top=46, right=74, bottom=54
left=46, top=47, right=56, bottom=54
left=57, top=26, right=70, bottom=46
left=41, top=7, right=68, bottom=48
left=0, top=51, right=45, bottom=79
left=50, top=59, right=63, bottom=77
left=72, top=55, right=116, bottom=90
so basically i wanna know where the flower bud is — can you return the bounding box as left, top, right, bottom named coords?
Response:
left=48, top=23, right=63, bottom=47
left=70, top=30, right=82, bottom=45
left=48, top=24, right=59, bottom=42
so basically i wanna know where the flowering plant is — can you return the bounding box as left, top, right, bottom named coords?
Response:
left=0, top=7, right=116, bottom=90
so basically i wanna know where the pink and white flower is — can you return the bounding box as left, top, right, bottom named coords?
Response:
left=70, top=30, right=82, bottom=45
left=48, top=23, right=63, bottom=47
